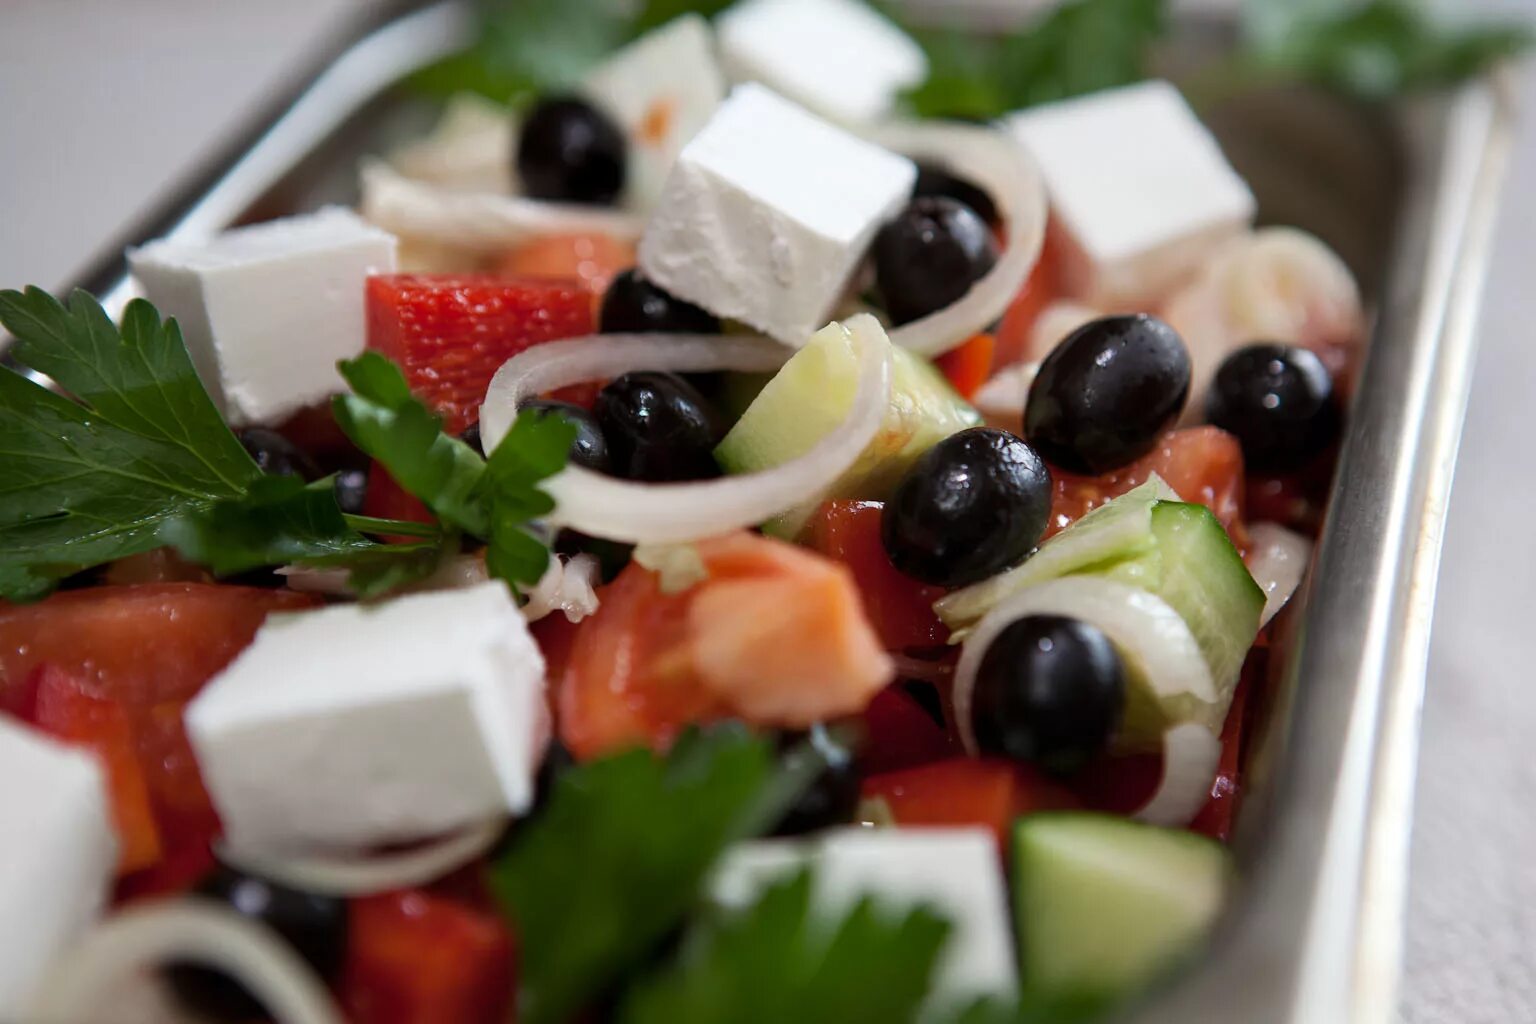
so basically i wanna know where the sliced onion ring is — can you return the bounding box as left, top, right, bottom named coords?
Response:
left=480, top=316, right=894, bottom=545
left=867, top=122, right=1048, bottom=358
left=360, top=160, right=646, bottom=250
left=213, top=817, right=507, bottom=898
left=1245, top=522, right=1313, bottom=627
left=953, top=577, right=1217, bottom=757
left=1133, top=722, right=1224, bottom=828
left=26, top=900, right=342, bottom=1024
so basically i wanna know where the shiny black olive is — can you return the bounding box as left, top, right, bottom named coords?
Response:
left=600, top=269, right=720, bottom=334
left=237, top=427, right=319, bottom=480
left=881, top=428, right=1052, bottom=588
left=971, top=614, right=1125, bottom=776
left=1024, top=315, right=1191, bottom=475
left=913, top=161, right=998, bottom=226
left=593, top=372, right=721, bottom=482
left=874, top=196, right=999, bottom=326
left=166, top=866, right=347, bottom=1022
left=1206, top=343, right=1341, bottom=473
left=519, top=399, right=611, bottom=473
left=773, top=725, right=861, bottom=836
left=516, top=96, right=627, bottom=206
left=333, top=467, right=369, bottom=515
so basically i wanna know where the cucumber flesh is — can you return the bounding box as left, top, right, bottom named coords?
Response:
left=1012, top=812, right=1229, bottom=1000
left=714, top=321, right=981, bottom=538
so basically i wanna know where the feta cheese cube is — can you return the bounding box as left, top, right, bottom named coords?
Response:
left=717, top=0, right=927, bottom=124
left=186, top=581, right=547, bottom=854
left=582, top=14, right=726, bottom=212
left=128, top=207, right=397, bottom=427
left=710, top=828, right=1016, bottom=1003
left=638, top=84, right=916, bottom=345
left=0, top=719, right=114, bottom=1015
left=1008, top=81, right=1257, bottom=309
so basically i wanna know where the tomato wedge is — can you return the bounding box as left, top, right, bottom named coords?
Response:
left=862, top=758, right=1077, bottom=850
left=935, top=333, right=995, bottom=401
left=496, top=231, right=635, bottom=296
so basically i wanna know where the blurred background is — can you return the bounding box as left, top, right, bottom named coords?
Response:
left=1, top=1, right=1533, bottom=1021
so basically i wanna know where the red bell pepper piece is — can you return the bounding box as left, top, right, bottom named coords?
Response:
left=859, top=685, right=958, bottom=774
left=340, top=889, right=515, bottom=1024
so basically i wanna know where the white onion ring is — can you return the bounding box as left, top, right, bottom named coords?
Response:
left=1245, top=522, right=1313, bottom=628
left=481, top=316, right=894, bottom=544
left=26, top=901, right=342, bottom=1024
left=867, top=122, right=1048, bottom=357
left=1132, top=722, right=1224, bottom=828
left=953, top=577, right=1217, bottom=756
left=522, top=554, right=601, bottom=624
left=360, top=160, right=646, bottom=250
left=213, top=817, right=506, bottom=897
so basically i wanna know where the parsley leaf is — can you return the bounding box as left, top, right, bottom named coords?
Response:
left=491, top=725, right=822, bottom=1024
left=620, top=869, right=951, bottom=1024
left=1250, top=1, right=1532, bottom=99
left=332, top=353, right=573, bottom=589
left=901, top=0, right=1166, bottom=120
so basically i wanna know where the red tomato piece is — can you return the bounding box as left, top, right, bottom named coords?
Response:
left=366, top=274, right=595, bottom=433
left=28, top=664, right=162, bottom=874
left=994, top=226, right=1063, bottom=367
left=935, top=333, right=995, bottom=401
left=804, top=501, right=949, bottom=652
left=1047, top=427, right=1249, bottom=550
left=861, top=757, right=1077, bottom=850
left=341, top=889, right=514, bottom=1024
left=859, top=686, right=958, bottom=774
left=496, top=231, right=635, bottom=296
left=1190, top=663, right=1258, bottom=842
left=0, top=584, right=316, bottom=892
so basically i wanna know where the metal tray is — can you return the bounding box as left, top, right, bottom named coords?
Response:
left=25, top=3, right=1517, bottom=1022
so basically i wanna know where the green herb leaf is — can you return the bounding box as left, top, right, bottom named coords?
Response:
left=938, top=991, right=1120, bottom=1024
left=492, top=726, right=818, bottom=1024
left=302, top=540, right=451, bottom=599
left=1250, top=1, right=1532, bottom=98
left=620, top=869, right=951, bottom=1024
left=478, top=407, right=576, bottom=586
left=333, top=353, right=490, bottom=537
left=901, top=0, right=1166, bottom=120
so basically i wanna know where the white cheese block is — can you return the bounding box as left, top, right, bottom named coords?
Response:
left=710, top=827, right=1016, bottom=1003
left=186, top=581, right=548, bottom=854
left=716, top=0, right=927, bottom=124
left=582, top=14, right=726, bottom=213
left=128, top=207, right=398, bottom=427
left=0, top=718, right=115, bottom=1016
left=1008, top=81, right=1256, bottom=310
left=638, top=83, right=916, bottom=346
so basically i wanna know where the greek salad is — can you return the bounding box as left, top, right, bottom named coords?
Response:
left=1, top=0, right=1521, bottom=1022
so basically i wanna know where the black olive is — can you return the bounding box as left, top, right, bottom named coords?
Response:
left=874, top=196, right=999, bottom=326
left=913, top=161, right=998, bottom=226
left=519, top=399, right=611, bottom=473
left=237, top=427, right=319, bottom=480
left=773, top=725, right=861, bottom=836
left=515, top=96, right=627, bottom=206
left=599, top=269, right=719, bottom=334
left=1206, top=343, right=1341, bottom=473
left=332, top=467, right=369, bottom=515
left=593, top=372, right=721, bottom=482
left=460, top=422, right=485, bottom=456
left=881, top=428, right=1052, bottom=588
left=971, top=614, right=1125, bottom=776
left=1024, top=315, right=1191, bottom=475
left=166, top=866, right=347, bottom=1023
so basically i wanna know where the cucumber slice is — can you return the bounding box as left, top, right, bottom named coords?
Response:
left=715, top=322, right=981, bottom=538
left=1012, top=812, right=1229, bottom=1000
left=937, top=476, right=1179, bottom=630
left=1146, top=502, right=1264, bottom=710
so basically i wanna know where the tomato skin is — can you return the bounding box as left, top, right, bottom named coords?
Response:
left=859, top=686, right=958, bottom=774
left=0, top=584, right=316, bottom=894
left=804, top=501, right=949, bottom=652
left=995, top=234, right=1062, bottom=367
left=340, top=889, right=514, bottom=1024
left=27, top=664, right=162, bottom=874
left=861, top=758, right=1077, bottom=850
left=366, top=274, right=595, bottom=433
left=935, top=334, right=995, bottom=400
left=1047, top=426, right=1249, bottom=549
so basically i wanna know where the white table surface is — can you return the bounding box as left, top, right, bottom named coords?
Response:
left=2, top=2, right=1533, bottom=1021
